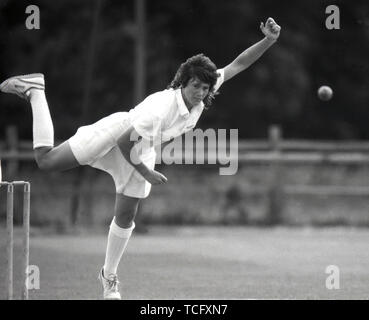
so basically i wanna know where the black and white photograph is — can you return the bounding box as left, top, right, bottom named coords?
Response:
left=0, top=0, right=369, bottom=307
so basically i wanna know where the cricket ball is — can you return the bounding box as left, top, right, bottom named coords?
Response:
left=318, top=85, right=333, bottom=101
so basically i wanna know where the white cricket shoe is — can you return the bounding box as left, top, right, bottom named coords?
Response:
left=0, top=73, right=45, bottom=100
left=98, top=268, right=121, bottom=300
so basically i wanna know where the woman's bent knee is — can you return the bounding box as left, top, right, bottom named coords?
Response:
left=114, top=194, right=140, bottom=228
left=34, top=142, right=79, bottom=172
left=115, top=215, right=135, bottom=228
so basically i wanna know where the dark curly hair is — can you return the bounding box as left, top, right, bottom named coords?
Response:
left=168, top=54, right=220, bottom=108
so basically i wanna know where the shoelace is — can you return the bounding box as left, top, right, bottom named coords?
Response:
left=106, top=275, right=120, bottom=291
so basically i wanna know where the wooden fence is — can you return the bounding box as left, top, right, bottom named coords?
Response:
left=2, top=124, right=369, bottom=225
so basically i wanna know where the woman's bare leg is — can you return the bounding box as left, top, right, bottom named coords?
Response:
left=34, top=142, right=80, bottom=171
left=99, top=194, right=139, bottom=299
left=104, top=194, right=139, bottom=274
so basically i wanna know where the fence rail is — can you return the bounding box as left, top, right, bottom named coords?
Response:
left=2, top=125, right=369, bottom=225
left=3, top=125, right=369, bottom=162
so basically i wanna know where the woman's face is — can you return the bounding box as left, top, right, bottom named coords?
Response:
left=182, top=77, right=210, bottom=108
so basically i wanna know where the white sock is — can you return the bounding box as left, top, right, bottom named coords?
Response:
left=28, top=90, right=54, bottom=149
left=103, top=217, right=135, bottom=276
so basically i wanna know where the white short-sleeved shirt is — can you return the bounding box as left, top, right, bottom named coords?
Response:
left=68, top=68, right=225, bottom=198
left=129, top=68, right=225, bottom=145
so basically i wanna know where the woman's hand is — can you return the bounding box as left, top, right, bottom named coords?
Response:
left=260, top=17, right=281, bottom=41
left=143, top=169, right=168, bottom=185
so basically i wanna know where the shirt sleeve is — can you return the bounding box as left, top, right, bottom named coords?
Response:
left=131, top=112, right=163, bottom=142
left=213, top=68, right=225, bottom=92
left=130, top=91, right=171, bottom=142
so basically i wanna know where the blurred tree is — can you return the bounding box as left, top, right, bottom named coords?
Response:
left=1, top=0, right=369, bottom=140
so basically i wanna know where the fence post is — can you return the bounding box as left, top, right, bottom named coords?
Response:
left=6, top=126, right=19, bottom=179
left=267, top=125, right=284, bottom=225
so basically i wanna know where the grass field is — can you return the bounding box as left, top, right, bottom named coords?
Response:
left=0, top=226, right=368, bottom=300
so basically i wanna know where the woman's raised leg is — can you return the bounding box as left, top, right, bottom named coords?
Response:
left=0, top=73, right=79, bottom=171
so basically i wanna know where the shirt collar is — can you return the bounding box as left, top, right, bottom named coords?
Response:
left=175, top=89, right=204, bottom=118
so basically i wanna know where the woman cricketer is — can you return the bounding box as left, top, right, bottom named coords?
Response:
left=0, top=18, right=281, bottom=299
